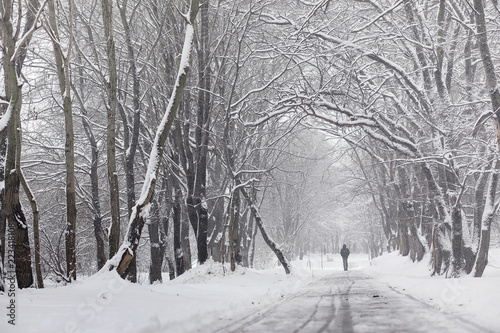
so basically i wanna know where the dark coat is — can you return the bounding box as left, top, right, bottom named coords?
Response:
left=340, top=247, right=350, bottom=258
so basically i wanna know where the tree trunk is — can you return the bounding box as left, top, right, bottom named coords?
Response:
left=472, top=0, right=500, bottom=277
left=186, top=196, right=209, bottom=265
left=451, top=195, right=464, bottom=277
left=193, top=0, right=211, bottom=266
left=207, top=155, right=225, bottom=263
left=182, top=0, right=211, bottom=266
left=171, top=154, right=186, bottom=276
left=240, top=206, right=252, bottom=267
left=64, top=92, right=77, bottom=281
left=19, top=172, right=43, bottom=287
left=79, top=102, right=106, bottom=270
left=101, top=0, right=121, bottom=259
left=48, top=0, right=77, bottom=282
left=105, top=0, right=199, bottom=277
left=117, top=0, right=142, bottom=283
left=464, top=169, right=489, bottom=274
left=397, top=202, right=410, bottom=256
left=229, top=184, right=242, bottom=271
left=0, top=0, right=42, bottom=289
left=4, top=172, right=33, bottom=288
left=74, top=50, right=106, bottom=271
left=208, top=195, right=225, bottom=263
left=240, top=187, right=291, bottom=274
left=148, top=200, right=163, bottom=284
left=474, top=160, right=500, bottom=277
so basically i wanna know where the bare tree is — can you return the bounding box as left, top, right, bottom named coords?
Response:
left=106, top=0, right=200, bottom=278
left=101, top=0, right=121, bottom=259
left=0, top=0, right=48, bottom=289
left=46, top=0, right=77, bottom=282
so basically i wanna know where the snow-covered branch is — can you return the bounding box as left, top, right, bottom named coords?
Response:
left=10, top=0, right=49, bottom=62
left=103, top=0, right=200, bottom=277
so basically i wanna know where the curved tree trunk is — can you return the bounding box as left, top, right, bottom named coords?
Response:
left=105, top=0, right=200, bottom=277
left=19, top=172, right=43, bottom=287
left=240, top=187, right=291, bottom=274
left=4, top=172, right=33, bottom=288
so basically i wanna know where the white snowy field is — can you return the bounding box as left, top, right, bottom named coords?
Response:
left=1, top=250, right=499, bottom=333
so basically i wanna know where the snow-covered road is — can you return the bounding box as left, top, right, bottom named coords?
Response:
left=2, top=253, right=499, bottom=332
left=210, top=270, right=492, bottom=333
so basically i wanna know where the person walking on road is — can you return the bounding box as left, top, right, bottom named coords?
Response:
left=340, top=244, right=350, bottom=271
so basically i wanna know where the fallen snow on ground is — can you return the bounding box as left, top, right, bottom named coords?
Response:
left=365, top=249, right=500, bottom=332
left=0, top=259, right=309, bottom=333
left=1, top=251, right=499, bottom=332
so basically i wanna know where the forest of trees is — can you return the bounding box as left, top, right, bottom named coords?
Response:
left=2, top=0, right=500, bottom=291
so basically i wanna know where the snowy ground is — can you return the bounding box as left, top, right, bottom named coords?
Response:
left=1, top=250, right=499, bottom=332
left=365, top=249, right=500, bottom=332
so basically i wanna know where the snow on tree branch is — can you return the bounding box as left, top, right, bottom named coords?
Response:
left=102, top=0, right=200, bottom=277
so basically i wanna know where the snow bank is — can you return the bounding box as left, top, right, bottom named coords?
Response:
left=0, top=260, right=309, bottom=333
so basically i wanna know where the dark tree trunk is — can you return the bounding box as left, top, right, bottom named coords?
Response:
left=1, top=0, right=40, bottom=290
left=208, top=195, right=225, bottom=263
left=463, top=168, right=486, bottom=273
left=117, top=0, right=142, bottom=283
left=19, top=172, right=43, bottom=287
left=241, top=187, right=291, bottom=274
left=207, top=154, right=226, bottom=263
left=474, top=160, right=500, bottom=277
left=166, top=256, right=176, bottom=281
left=187, top=196, right=209, bottom=264
left=148, top=200, right=163, bottom=284
left=181, top=212, right=192, bottom=272
left=101, top=0, right=121, bottom=259
left=451, top=197, right=464, bottom=277
left=240, top=207, right=252, bottom=267
left=418, top=163, right=451, bottom=275
left=4, top=173, right=33, bottom=288
left=48, top=0, right=77, bottom=281
left=172, top=163, right=185, bottom=277
left=397, top=202, right=410, bottom=257
left=229, top=185, right=242, bottom=271
left=87, top=135, right=105, bottom=269
left=185, top=0, right=211, bottom=265
left=474, top=228, right=492, bottom=277
left=472, top=0, right=500, bottom=277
